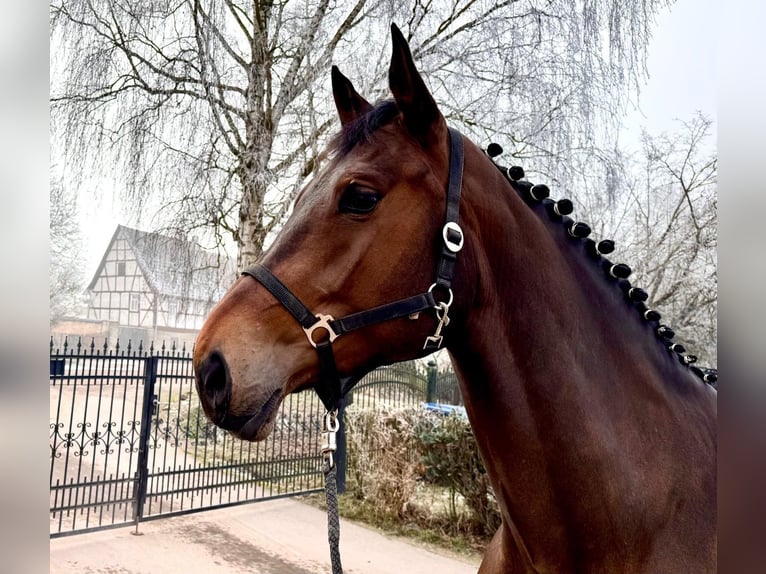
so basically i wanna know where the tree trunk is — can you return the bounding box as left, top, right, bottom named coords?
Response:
left=237, top=170, right=269, bottom=270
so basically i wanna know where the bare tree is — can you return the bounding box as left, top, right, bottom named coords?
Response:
left=630, top=113, right=717, bottom=364
left=51, top=0, right=670, bottom=268
left=50, top=178, right=85, bottom=322
left=572, top=113, right=717, bottom=364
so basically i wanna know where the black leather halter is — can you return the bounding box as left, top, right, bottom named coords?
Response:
left=242, top=127, right=465, bottom=411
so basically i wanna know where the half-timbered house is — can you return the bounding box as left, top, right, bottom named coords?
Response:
left=79, top=225, right=235, bottom=347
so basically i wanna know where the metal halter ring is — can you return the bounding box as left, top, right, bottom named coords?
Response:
left=442, top=222, right=464, bottom=253
left=428, top=283, right=454, bottom=308
left=303, top=314, right=339, bottom=348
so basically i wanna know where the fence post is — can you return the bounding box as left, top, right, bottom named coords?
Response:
left=426, top=360, right=437, bottom=404
left=335, top=399, right=347, bottom=494
left=132, top=355, right=158, bottom=535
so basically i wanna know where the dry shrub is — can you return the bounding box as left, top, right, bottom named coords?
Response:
left=344, top=407, right=422, bottom=517
left=345, top=406, right=500, bottom=539
left=414, top=412, right=501, bottom=536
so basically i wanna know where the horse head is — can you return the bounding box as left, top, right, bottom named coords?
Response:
left=193, top=25, right=473, bottom=441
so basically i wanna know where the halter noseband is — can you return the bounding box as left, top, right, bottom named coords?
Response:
left=242, top=127, right=465, bottom=411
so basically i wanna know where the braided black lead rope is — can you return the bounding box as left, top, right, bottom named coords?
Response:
left=324, top=460, right=343, bottom=574
left=321, top=410, right=343, bottom=573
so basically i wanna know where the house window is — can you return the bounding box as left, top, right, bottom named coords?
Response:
left=117, top=262, right=126, bottom=276
left=129, top=293, right=140, bottom=312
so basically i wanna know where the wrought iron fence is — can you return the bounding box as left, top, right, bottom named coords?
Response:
left=347, top=359, right=462, bottom=410
left=49, top=339, right=462, bottom=537
left=49, top=338, right=325, bottom=537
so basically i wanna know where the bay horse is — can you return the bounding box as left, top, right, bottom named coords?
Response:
left=194, top=24, right=717, bottom=573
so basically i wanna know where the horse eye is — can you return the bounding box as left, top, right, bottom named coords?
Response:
left=339, top=186, right=380, bottom=215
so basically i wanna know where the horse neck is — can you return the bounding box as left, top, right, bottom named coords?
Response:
left=446, top=150, right=716, bottom=569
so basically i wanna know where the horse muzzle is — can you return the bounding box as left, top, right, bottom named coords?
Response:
left=194, top=349, right=283, bottom=441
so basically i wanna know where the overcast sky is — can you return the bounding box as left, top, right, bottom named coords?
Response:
left=619, top=0, right=716, bottom=150
left=77, top=0, right=716, bottom=278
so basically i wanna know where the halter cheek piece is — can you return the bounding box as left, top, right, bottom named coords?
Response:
left=241, top=127, right=465, bottom=411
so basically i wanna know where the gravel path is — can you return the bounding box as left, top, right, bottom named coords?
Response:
left=50, top=497, right=481, bottom=574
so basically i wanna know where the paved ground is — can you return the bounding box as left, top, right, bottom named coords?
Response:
left=50, top=498, right=481, bottom=574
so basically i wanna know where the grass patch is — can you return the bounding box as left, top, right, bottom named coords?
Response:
left=301, top=491, right=488, bottom=560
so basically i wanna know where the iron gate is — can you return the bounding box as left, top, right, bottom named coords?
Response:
left=50, top=338, right=326, bottom=537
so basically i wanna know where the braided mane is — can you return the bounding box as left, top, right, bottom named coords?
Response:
left=486, top=149, right=717, bottom=388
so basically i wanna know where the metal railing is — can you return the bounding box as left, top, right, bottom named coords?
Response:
left=50, top=339, right=462, bottom=537
left=50, top=338, right=325, bottom=537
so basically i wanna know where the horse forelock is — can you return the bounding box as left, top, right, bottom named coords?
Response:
left=329, top=100, right=400, bottom=156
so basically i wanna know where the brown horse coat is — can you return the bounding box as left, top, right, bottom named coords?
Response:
left=194, top=24, right=717, bottom=574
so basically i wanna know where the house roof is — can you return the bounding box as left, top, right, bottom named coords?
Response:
left=87, top=225, right=236, bottom=302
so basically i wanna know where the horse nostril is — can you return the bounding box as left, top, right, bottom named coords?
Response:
left=196, top=351, right=230, bottom=414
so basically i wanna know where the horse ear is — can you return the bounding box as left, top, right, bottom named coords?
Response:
left=388, top=23, right=443, bottom=146
left=332, top=65, right=373, bottom=126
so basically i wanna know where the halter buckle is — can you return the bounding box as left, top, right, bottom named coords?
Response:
left=442, top=222, right=464, bottom=253
left=304, top=314, right=339, bottom=348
